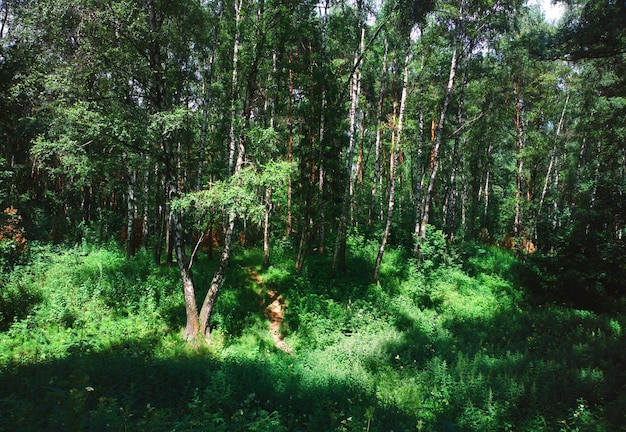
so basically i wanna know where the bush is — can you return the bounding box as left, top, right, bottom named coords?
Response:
left=0, top=278, right=42, bottom=331
left=416, top=225, right=458, bottom=274
left=0, top=207, right=28, bottom=271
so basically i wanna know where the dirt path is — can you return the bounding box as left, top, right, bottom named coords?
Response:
left=247, top=268, right=292, bottom=354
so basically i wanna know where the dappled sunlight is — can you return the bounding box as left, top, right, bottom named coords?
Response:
left=1, top=242, right=625, bottom=430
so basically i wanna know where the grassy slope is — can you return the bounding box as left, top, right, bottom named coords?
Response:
left=0, top=238, right=625, bottom=431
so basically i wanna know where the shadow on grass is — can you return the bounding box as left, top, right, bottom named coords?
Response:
left=0, top=335, right=416, bottom=431
left=382, top=302, right=626, bottom=430
left=0, top=281, right=43, bottom=332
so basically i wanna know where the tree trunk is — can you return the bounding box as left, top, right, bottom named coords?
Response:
left=126, top=167, right=137, bottom=260
left=198, top=2, right=221, bottom=190
left=141, top=161, right=149, bottom=250
left=317, top=0, right=329, bottom=254
left=538, top=92, right=569, bottom=218
left=483, top=146, right=492, bottom=228
left=418, top=43, right=458, bottom=241
left=198, top=0, right=265, bottom=340
left=286, top=60, right=294, bottom=235
left=228, top=0, right=243, bottom=176
left=349, top=26, right=366, bottom=224
left=199, top=210, right=236, bottom=339
left=513, top=79, right=524, bottom=236
left=153, top=163, right=164, bottom=264
left=443, top=45, right=469, bottom=239
left=295, top=220, right=309, bottom=271
left=172, top=211, right=199, bottom=341
left=412, top=51, right=427, bottom=249
left=332, top=18, right=364, bottom=272
left=370, top=37, right=388, bottom=225
left=198, top=139, right=247, bottom=340
left=263, top=188, right=272, bottom=267
left=374, top=50, right=409, bottom=283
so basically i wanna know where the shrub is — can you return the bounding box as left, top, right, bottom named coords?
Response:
left=0, top=207, right=28, bottom=271
left=0, top=278, right=42, bottom=331
left=416, top=225, right=458, bottom=274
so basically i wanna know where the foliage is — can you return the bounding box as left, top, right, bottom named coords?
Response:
left=0, top=207, right=28, bottom=271
left=1, top=0, right=626, bottom=429
left=173, top=161, right=293, bottom=226
left=416, top=225, right=459, bottom=274
left=1, top=241, right=625, bottom=430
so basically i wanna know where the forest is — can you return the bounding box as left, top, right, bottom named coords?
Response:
left=0, top=0, right=625, bottom=430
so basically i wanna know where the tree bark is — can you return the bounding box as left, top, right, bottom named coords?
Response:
left=332, top=16, right=365, bottom=272
left=443, top=44, right=469, bottom=239
left=198, top=0, right=265, bottom=340
left=286, top=60, right=294, bottom=235
left=418, top=43, right=458, bottom=241
left=374, top=50, right=409, bottom=283
left=198, top=1, right=222, bottom=190
left=125, top=167, right=137, bottom=260
left=228, top=0, right=243, bottom=176
left=317, top=0, right=329, bottom=254
left=172, top=211, right=199, bottom=341
left=538, top=92, right=569, bottom=218
left=513, top=79, right=524, bottom=236
left=263, top=187, right=272, bottom=267
left=412, top=51, right=427, bottom=248
left=370, top=37, right=388, bottom=224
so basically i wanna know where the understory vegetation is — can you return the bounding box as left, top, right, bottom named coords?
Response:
left=1, top=236, right=624, bottom=431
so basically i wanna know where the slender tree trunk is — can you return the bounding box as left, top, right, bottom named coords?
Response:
left=198, top=2, right=222, bottom=190
left=538, top=92, right=569, bottom=218
left=318, top=161, right=325, bottom=253
left=199, top=210, right=236, bottom=339
left=198, top=143, right=247, bottom=340
left=418, top=43, right=458, bottom=241
left=374, top=50, right=409, bottom=283
left=142, top=163, right=149, bottom=249
left=569, top=137, right=586, bottom=225
left=370, top=37, right=388, bottom=224
left=0, top=0, right=9, bottom=39
left=412, top=51, right=427, bottom=247
left=263, top=188, right=272, bottom=267
left=443, top=45, right=469, bottom=239
left=174, top=211, right=199, bottom=341
left=162, top=107, right=202, bottom=340
left=165, top=206, right=173, bottom=264
left=317, top=0, right=328, bottom=254
left=154, top=163, right=164, bottom=264
left=357, top=110, right=365, bottom=188
left=198, top=0, right=264, bottom=341
left=286, top=60, right=294, bottom=235
left=228, top=0, right=243, bottom=176
left=263, top=49, right=277, bottom=267
left=333, top=18, right=364, bottom=272
left=513, top=79, right=524, bottom=236
left=295, top=218, right=309, bottom=271
left=542, top=145, right=563, bottom=236
left=483, top=144, right=492, bottom=227
left=349, top=26, right=366, bottom=224
left=317, top=94, right=326, bottom=254
left=126, top=167, right=137, bottom=260
left=460, top=159, right=468, bottom=237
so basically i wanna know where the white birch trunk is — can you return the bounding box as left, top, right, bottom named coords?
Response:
left=418, top=44, right=458, bottom=240
left=374, top=50, right=410, bottom=282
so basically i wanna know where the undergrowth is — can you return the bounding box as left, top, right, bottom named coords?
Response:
left=1, top=232, right=625, bottom=431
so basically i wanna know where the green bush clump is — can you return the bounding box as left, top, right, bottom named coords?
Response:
left=0, top=207, right=28, bottom=272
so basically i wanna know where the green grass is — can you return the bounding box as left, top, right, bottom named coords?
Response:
left=1, top=237, right=625, bottom=431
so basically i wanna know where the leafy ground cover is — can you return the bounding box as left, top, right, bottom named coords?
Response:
left=1, top=236, right=625, bottom=431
